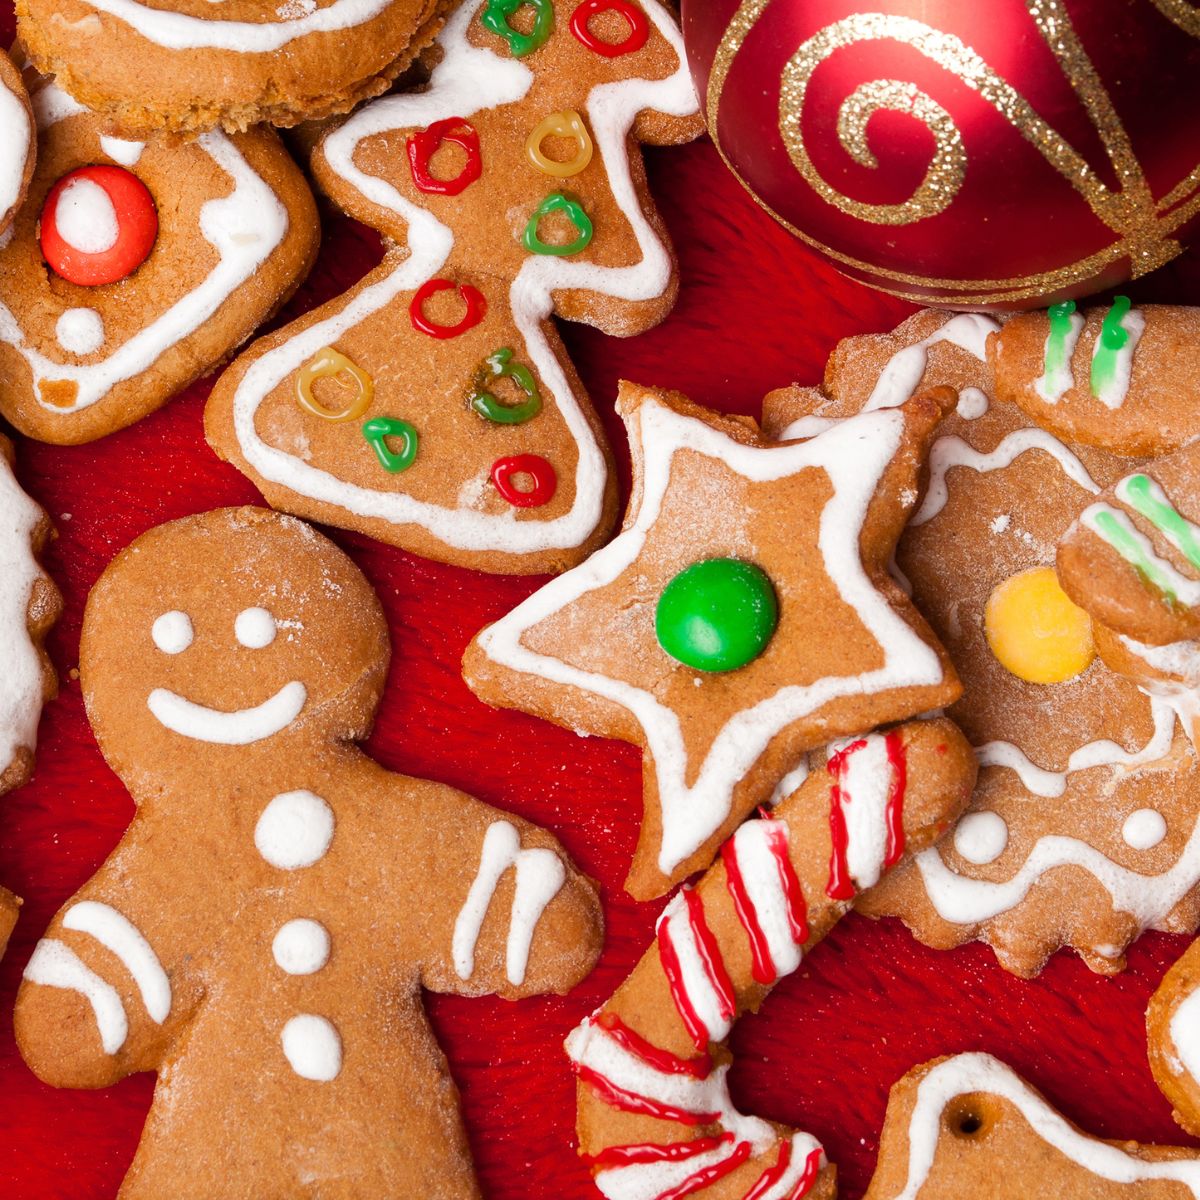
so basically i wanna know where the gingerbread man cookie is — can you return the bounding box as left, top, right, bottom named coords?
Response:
left=0, top=81, right=318, bottom=445
left=1148, top=937, right=1200, bottom=1140
left=207, top=0, right=702, bottom=575
left=0, top=51, right=33, bottom=234
left=17, top=0, right=450, bottom=135
left=465, top=381, right=962, bottom=898
left=862, top=1053, right=1200, bottom=1199
left=567, top=717, right=975, bottom=1200
left=15, top=506, right=602, bottom=1199
left=763, top=309, right=1200, bottom=977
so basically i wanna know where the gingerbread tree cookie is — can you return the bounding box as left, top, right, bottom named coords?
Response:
left=15, top=507, right=602, bottom=1199
left=567, top=718, right=975, bottom=1200
left=207, top=0, right=702, bottom=576
left=763, top=308, right=1200, bottom=977
left=0, top=80, right=318, bottom=445
left=0, top=51, right=33, bottom=233
left=862, top=1053, right=1200, bottom=1199
left=465, top=381, right=963, bottom=899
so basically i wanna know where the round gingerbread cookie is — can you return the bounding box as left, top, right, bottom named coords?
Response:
left=763, top=310, right=1200, bottom=978
left=16, top=0, right=451, bottom=135
left=0, top=81, right=319, bottom=445
left=0, top=52, right=34, bottom=235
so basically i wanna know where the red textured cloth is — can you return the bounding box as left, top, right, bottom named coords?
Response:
left=3, top=9, right=1200, bottom=1197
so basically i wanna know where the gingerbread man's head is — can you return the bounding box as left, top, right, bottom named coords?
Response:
left=81, top=507, right=389, bottom=787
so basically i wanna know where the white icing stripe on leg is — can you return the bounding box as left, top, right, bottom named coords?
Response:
left=63, top=901, right=171, bottom=1024
left=24, top=939, right=129, bottom=1054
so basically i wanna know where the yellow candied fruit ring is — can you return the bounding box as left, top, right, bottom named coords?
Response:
left=984, top=566, right=1095, bottom=684
left=295, top=347, right=374, bottom=422
left=525, top=110, right=594, bottom=178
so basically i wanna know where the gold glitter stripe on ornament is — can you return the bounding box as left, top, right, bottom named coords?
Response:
left=1151, top=0, right=1200, bottom=37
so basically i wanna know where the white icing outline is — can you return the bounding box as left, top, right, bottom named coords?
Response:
left=147, top=680, right=306, bottom=744
left=0, top=75, right=30, bottom=226
left=479, top=397, right=945, bottom=875
left=1171, top=988, right=1200, bottom=1094
left=228, top=0, right=699, bottom=557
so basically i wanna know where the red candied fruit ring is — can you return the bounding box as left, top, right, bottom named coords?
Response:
left=569, top=0, right=650, bottom=57
left=40, top=165, right=158, bottom=287
left=491, top=454, right=558, bottom=507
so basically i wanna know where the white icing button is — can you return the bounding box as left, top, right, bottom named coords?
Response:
left=953, top=811, right=1008, bottom=866
left=151, top=610, right=193, bottom=655
left=55, top=308, right=105, bottom=355
left=235, top=606, right=277, bottom=649
left=955, top=387, right=989, bottom=420
left=281, top=1014, right=341, bottom=1082
left=255, top=791, right=334, bottom=869
left=1122, top=807, right=1167, bottom=851
left=272, top=919, right=330, bottom=976
left=55, top=177, right=120, bottom=255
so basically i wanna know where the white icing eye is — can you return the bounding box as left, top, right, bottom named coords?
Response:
left=1122, top=808, right=1166, bottom=851
left=235, top=606, right=277, bottom=649
left=152, top=611, right=193, bottom=655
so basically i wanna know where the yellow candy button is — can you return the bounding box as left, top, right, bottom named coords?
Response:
left=984, top=566, right=1095, bottom=684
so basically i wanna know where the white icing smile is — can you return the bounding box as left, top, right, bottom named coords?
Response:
left=147, top=680, right=306, bottom=744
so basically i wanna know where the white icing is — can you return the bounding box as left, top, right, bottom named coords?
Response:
left=1117, top=474, right=1200, bottom=580
left=829, top=733, right=895, bottom=890
left=912, top=429, right=1100, bottom=527
left=656, top=889, right=732, bottom=1044
left=952, top=811, right=1007, bottom=866
left=62, top=901, right=171, bottom=1024
left=955, top=387, right=989, bottom=420
left=766, top=759, right=809, bottom=806
left=2, top=95, right=289, bottom=415
left=24, top=939, right=128, bottom=1054
left=1122, top=808, right=1166, bottom=851
left=0, top=453, right=46, bottom=777
left=777, top=415, right=838, bottom=440
left=234, top=606, right=276, bottom=649
left=147, top=680, right=306, bottom=743
left=1170, top=988, right=1200, bottom=1091
left=280, top=1013, right=341, bottom=1082
left=727, top=820, right=803, bottom=978
left=452, top=820, right=565, bottom=987
left=55, top=308, right=106, bottom=355
left=1082, top=503, right=1200, bottom=608
left=479, top=399, right=946, bottom=874
left=53, top=177, right=119, bottom=255
left=0, top=77, right=31, bottom=223
left=1034, top=308, right=1084, bottom=402
left=99, top=137, right=145, bottom=167
left=255, top=790, right=334, bottom=870
left=1119, top=635, right=1200, bottom=685
left=1091, top=305, right=1146, bottom=409
left=229, top=0, right=699, bottom=559
left=272, top=918, right=330, bottom=975
left=892, top=1053, right=1200, bottom=1197
left=151, top=609, right=193, bottom=654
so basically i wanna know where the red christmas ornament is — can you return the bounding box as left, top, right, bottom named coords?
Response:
left=40, top=165, right=158, bottom=287
left=682, top=0, right=1200, bottom=310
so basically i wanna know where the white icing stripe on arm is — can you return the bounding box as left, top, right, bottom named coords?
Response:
left=147, top=680, right=306, bottom=744
left=894, top=1053, right=1200, bottom=1197
left=63, top=901, right=171, bottom=1024
left=24, top=939, right=129, bottom=1054
left=0, top=82, right=30, bottom=222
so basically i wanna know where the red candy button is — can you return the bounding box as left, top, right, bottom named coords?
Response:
left=40, top=165, right=158, bottom=287
left=410, top=278, right=487, bottom=339
left=569, top=0, right=649, bottom=57
left=406, top=118, right=483, bottom=196
left=491, top=454, right=558, bottom=507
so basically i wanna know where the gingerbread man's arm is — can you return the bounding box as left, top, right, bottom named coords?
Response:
left=15, top=814, right=210, bottom=1089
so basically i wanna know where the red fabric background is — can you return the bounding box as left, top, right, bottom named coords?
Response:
left=4, top=7, right=1200, bottom=1196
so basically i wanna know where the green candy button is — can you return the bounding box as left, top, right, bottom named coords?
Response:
left=655, top=558, right=778, bottom=673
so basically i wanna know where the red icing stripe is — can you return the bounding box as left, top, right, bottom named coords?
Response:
left=884, top=730, right=908, bottom=869
left=657, top=1139, right=752, bottom=1200
left=657, top=887, right=736, bottom=1050
left=683, top=886, right=737, bottom=1026
left=595, top=1012, right=712, bottom=1079
left=722, top=833, right=776, bottom=985
left=658, top=906, right=710, bottom=1051
left=742, top=1140, right=793, bottom=1200
left=825, top=738, right=867, bottom=900
left=768, top=821, right=810, bottom=949
left=570, top=1063, right=719, bottom=1125
left=584, top=1133, right=731, bottom=1169
left=788, top=1149, right=825, bottom=1199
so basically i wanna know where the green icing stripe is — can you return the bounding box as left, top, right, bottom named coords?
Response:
left=1119, top=474, right=1200, bottom=572
left=1089, top=295, right=1132, bottom=399
left=1088, top=506, right=1179, bottom=602
left=1043, top=300, right=1077, bottom=383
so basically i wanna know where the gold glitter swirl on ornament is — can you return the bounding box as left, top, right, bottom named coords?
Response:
left=1151, top=0, right=1200, bottom=37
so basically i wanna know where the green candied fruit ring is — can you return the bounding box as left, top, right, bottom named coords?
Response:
left=481, top=0, right=554, bottom=57
left=363, top=417, right=419, bottom=473
left=522, top=192, right=594, bottom=257
left=470, top=348, right=543, bottom=425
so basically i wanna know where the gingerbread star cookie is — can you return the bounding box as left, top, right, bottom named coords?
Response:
left=0, top=81, right=318, bottom=445
left=16, top=506, right=602, bottom=1199
left=17, top=0, right=450, bottom=135
left=0, top=52, right=34, bottom=234
left=568, top=717, right=975, bottom=1200
left=465, top=381, right=962, bottom=899
left=862, top=1053, right=1200, bottom=1199
left=207, top=0, right=702, bottom=575
left=764, top=309, right=1200, bottom=977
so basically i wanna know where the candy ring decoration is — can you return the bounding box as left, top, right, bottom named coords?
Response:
left=481, top=0, right=555, bottom=58
left=39, top=165, right=158, bottom=287
left=570, top=0, right=649, bottom=57
left=295, top=348, right=375, bottom=422
left=470, top=349, right=543, bottom=425
left=363, top=417, right=419, bottom=474
left=655, top=557, right=778, bottom=673
left=522, top=192, right=594, bottom=256
left=491, top=454, right=557, bottom=507
left=984, top=567, right=1095, bottom=685
left=525, top=111, right=594, bottom=178
left=409, top=279, right=487, bottom=339
left=406, top=118, right=483, bottom=197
